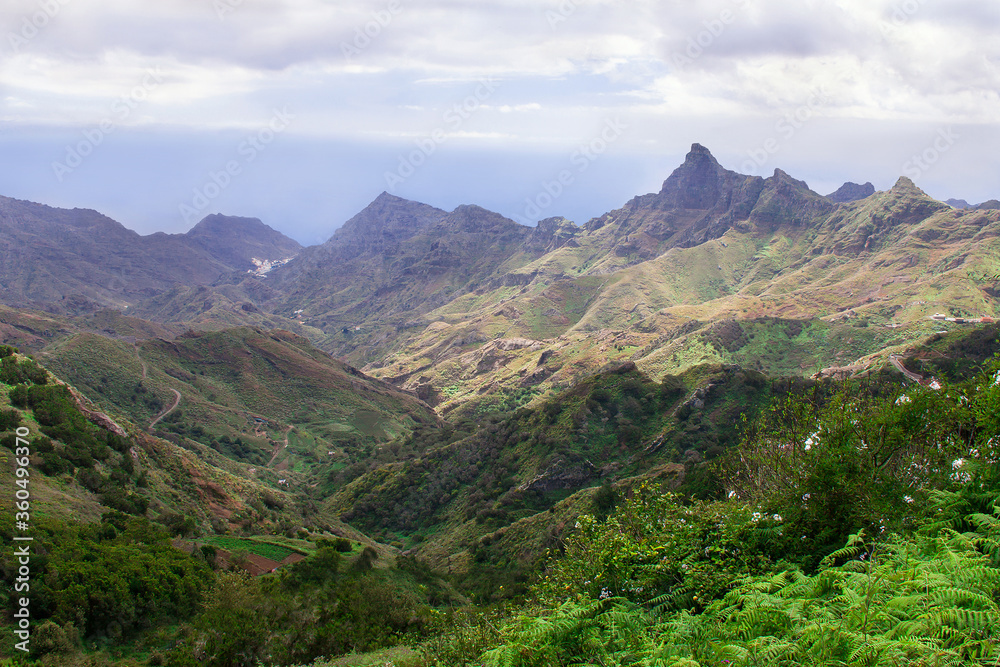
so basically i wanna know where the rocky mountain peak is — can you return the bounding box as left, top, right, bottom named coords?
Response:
left=770, top=168, right=808, bottom=187
left=187, top=213, right=296, bottom=245
left=827, top=182, right=876, bottom=203
left=659, top=143, right=738, bottom=210
left=328, top=193, right=446, bottom=247
left=184, top=214, right=302, bottom=270
left=890, top=176, right=926, bottom=196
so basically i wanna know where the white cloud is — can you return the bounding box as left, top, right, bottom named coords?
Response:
left=0, top=0, right=996, bottom=218
left=1, top=0, right=993, bottom=135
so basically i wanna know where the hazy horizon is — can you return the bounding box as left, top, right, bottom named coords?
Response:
left=2, top=0, right=997, bottom=245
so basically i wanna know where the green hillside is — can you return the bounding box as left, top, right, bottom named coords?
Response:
left=40, top=327, right=438, bottom=481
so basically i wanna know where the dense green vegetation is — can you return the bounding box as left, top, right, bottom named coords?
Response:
left=4, top=336, right=1000, bottom=665
left=1, top=513, right=213, bottom=648
left=331, top=363, right=784, bottom=536
left=1, top=350, right=148, bottom=515
left=163, top=545, right=464, bottom=666
left=407, top=359, right=1000, bottom=666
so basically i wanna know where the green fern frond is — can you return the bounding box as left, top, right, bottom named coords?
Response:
left=820, top=531, right=867, bottom=569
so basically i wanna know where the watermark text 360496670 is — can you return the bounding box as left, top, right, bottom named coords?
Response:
left=12, top=426, right=33, bottom=653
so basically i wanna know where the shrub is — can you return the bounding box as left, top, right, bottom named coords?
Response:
left=0, top=408, right=21, bottom=431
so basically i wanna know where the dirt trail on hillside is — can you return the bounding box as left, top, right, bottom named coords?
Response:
left=149, top=389, right=181, bottom=429
left=135, top=345, right=148, bottom=379
left=267, top=426, right=293, bottom=467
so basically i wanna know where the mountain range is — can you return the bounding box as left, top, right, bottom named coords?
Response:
left=4, top=144, right=999, bottom=414
left=0, top=196, right=301, bottom=312
left=3, top=143, right=1000, bottom=664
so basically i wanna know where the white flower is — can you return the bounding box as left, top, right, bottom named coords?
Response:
left=772, top=514, right=782, bottom=522
left=727, top=490, right=737, bottom=499
left=952, top=458, right=966, bottom=470
left=904, top=495, right=914, bottom=504
left=802, top=493, right=811, bottom=501
left=895, top=394, right=911, bottom=405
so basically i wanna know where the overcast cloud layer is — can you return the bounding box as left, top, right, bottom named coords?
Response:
left=1, top=0, right=998, bottom=243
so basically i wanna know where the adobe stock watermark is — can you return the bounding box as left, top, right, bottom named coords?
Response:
left=902, top=127, right=959, bottom=181
left=740, top=86, right=831, bottom=174
left=12, top=426, right=33, bottom=654
left=341, top=0, right=406, bottom=58
left=671, top=0, right=753, bottom=70
left=879, top=0, right=927, bottom=38
left=6, top=0, right=72, bottom=55
left=179, top=108, right=294, bottom=224
left=213, top=0, right=243, bottom=20
left=384, top=77, right=500, bottom=191
left=546, top=0, right=586, bottom=29
left=517, top=117, right=628, bottom=223
left=52, top=68, right=165, bottom=183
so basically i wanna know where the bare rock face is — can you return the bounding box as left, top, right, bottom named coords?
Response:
left=516, top=458, right=597, bottom=494
left=827, top=182, right=876, bottom=203
left=659, top=143, right=756, bottom=211
left=749, top=169, right=834, bottom=229
left=525, top=216, right=579, bottom=253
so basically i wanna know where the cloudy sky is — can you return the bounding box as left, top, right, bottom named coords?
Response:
left=1, top=0, right=998, bottom=245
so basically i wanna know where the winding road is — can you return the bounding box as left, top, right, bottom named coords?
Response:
left=889, top=354, right=924, bottom=383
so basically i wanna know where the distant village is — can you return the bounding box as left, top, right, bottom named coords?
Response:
left=930, top=313, right=996, bottom=324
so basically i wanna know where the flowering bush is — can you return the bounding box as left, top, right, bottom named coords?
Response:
left=535, top=485, right=778, bottom=609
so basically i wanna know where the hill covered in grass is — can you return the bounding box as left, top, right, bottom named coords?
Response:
left=40, top=326, right=439, bottom=483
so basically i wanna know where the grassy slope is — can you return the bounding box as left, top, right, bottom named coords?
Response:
left=0, top=354, right=321, bottom=537
left=40, top=327, right=439, bottom=484
left=320, top=362, right=803, bottom=591
left=360, top=184, right=1000, bottom=413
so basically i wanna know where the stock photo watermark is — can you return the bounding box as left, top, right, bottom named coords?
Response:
left=341, top=0, right=407, bottom=58
left=51, top=68, right=165, bottom=183
left=213, top=0, right=243, bottom=20
left=179, top=108, right=294, bottom=224
left=384, top=77, right=500, bottom=190
left=901, top=127, right=959, bottom=181
left=518, top=117, right=628, bottom=223
left=11, top=426, right=33, bottom=653
left=671, top=0, right=752, bottom=70
left=740, top=86, right=831, bottom=174
left=546, top=0, right=586, bottom=29
left=879, top=0, right=927, bottom=37
left=6, top=0, right=72, bottom=54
